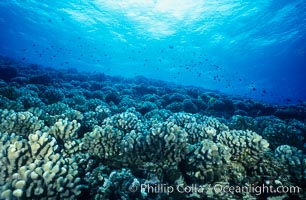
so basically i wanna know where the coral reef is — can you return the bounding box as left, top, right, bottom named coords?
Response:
left=228, top=115, right=306, bottom=151
left=184, top=140, right=231, bottom=183
left=0, top=131, right=81, bottom=199
left=274, top=145, right=306, bottom=183
left=0, top=56, right=305, bottom=199
left=215, top=130, right=269, bottom=166
left=0, top=64, right=18, bottom=82
left=0, top=109, right=46, bottom=137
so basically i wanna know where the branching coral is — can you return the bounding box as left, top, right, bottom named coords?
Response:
left=215, top=130, right=269, bottom=166
left=184, top=140, right=231, bottom=183
left=48, top=118, right=82, bottom=156
left=0, top=109, right=46, bottom=137
left=0, top=57, right=305, bottom=199
left=0, top=131, right=81, bottom=199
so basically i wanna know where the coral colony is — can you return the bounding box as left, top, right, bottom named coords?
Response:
left=0, top=56, right=305, bottom=199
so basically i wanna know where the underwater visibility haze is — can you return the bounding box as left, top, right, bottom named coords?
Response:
left=0, top=0, right=306, bottom=104
left=0, top=1, right=306, bottom=200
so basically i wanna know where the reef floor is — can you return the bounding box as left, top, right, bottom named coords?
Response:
left=0, top=56, right=305, bottom=199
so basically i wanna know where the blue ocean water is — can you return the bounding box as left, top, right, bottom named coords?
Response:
left=0, top=0, right=305, bottom=104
